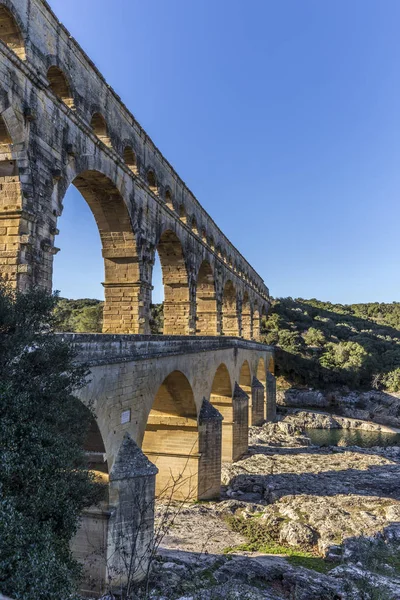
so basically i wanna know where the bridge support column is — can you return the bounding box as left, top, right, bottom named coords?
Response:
left=102, top=280, right=151, bottom=334
left=250, top=377, right=265, bottom=426
left=198, top=398, right=223, bottom=499
left=107, top=435, right=157, bottom=591
left=231, top=383, right=249, bottom=460
left=266, top=372, right=277, bottom=422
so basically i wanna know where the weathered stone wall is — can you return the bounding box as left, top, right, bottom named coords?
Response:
left=0, top=0, right=270, bottom=337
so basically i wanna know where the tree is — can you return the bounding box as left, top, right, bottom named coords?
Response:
left=0, top=285, right=104, bottom=600
left=303, top=327, right=325, bottom=347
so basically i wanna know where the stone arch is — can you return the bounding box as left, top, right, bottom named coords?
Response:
left=210, top=363, right=238, bottom=462
left=91, top=113, right=112, bottom=148
left=179, top=204, right=187, bottom=224
left=47, top=66, right=74, bottom=109
left=268, top=356, right=275, bottom=375
left=156, top=229, right=190, bottom=335
left=0, top=4, right=25, bottom=60
left=196, top=260, right=217, bottom=335
left=123, top=146, right=138, bottom=174
left=142, top=370, right=199, bottom=499
left=222, top=280, right=239, bottom=336
left=201, top=228, right=207, bottom=243
left=239, top=359, right=253, bottom=426
left=62, top=170, right=141, bottom=333
left=239, top=360, right=251, bottom=392
left=257, top=357, right=266, bottom=386
left=242, top=292, right=252, bottom=339
left=191, top=216, right=198, bottom=235
left=165, top=188, right=174, bottom=210
left=209, top=236, right=215, bottom=251
left=0, top=113, right=24, bottom=289
left=147, top=169, right=158, bottom=194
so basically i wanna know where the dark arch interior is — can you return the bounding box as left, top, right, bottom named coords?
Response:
left=0, top=5, right=25, bottom=60
left=123, top=146, right=138, bottom=174
left=147, top=170, right=157, bottom=193
left=47, top=66, right=74, bottom=109
left=91, top=113, right=112, bottom=147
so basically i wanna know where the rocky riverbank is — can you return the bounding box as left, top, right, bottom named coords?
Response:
left=126, top=413, right=400, bottom=599
left=277, top=388, right=400, bottom=429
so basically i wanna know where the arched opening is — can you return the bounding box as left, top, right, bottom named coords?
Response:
left=123, top=146, right=138, bottom=174
left=210, top=364, right=236, bottom=462
left=0, top=114, right=23, bottom=289
left=242, top=292, right=252, bottom=339
left=156, top=230, right=190, bottom=335
left=53, top=170, right=142, bottom=334
left=201, top=228, right=207, bottom=243
left=147, top=169, right=157, bottom=194
left=47, top=66, right=74, bottom=109
left=0, top=5, right=25, bottom=59
left=222, top=281, right=239, bottom=336
left=91, top=113, right=112, bottom=148
left=253, top=306, right=261, bottom=341
left=142, top=371, right=199, bottom=499
left=179, top=204, right=187, bottom=224
left=239, top=360, right=251, bottom=394
left=209, top=236, right=215, bottom=251
left=239, top=359, right=253, bottom=426
left=257, top=357, right=266, bottom=386
left=165, top=189, right=174, bottom=210
left=196, top=260, right=217, bottom=335
left=191, top=216, right=198, bottom=235
left=268, top=356, right=275, bottom=375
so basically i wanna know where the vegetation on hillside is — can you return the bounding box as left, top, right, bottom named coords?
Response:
left=262, top=298, right=400, bottom=392
left=0, top=287, right=104, bottom=599
left=53, top=297, right=164, bottom=334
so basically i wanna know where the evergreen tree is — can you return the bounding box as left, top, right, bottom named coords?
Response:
left=0, top=285, right=104, bottom=599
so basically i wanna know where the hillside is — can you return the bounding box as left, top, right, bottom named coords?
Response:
left=262, top=298, right=400, bottom=392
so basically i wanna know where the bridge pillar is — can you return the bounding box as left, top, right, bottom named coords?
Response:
left=102, top=280, right=151, bottom=334
left=250, top=376, right=265, bottom=426
left=198, top=398, right=223, bottom=499
left=72, top=435, right=157, bottom=597
left=231, top=383, right=249, bottom=460
left=107, top=435, right=157, bottom=591
left=266, top=372, right=277, bottom=422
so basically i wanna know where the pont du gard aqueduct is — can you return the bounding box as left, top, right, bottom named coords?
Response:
left=0, top=0, right=276, bottom=594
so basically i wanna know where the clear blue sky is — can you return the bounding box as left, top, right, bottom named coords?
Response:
left=51, top=0, right=400, bottom=305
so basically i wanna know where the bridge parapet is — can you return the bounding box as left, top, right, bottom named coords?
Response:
left=59, top=333, right=274, bottom=366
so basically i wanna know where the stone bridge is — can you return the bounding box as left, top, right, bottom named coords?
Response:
left=0, top=0, right=276, bottom=596
left=0, top=0, right=269, bottom=338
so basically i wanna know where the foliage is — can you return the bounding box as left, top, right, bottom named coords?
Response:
left=150, top=303, right=164, bottom=335
left=261, top=297, right=400, bottom=391
left=53, top=297, right=164, bottom=335
left=53, top=297, right=103, bottom=333
left=0, top=285, right=104, bottom=600
left=223, top=514, right=334, bottom=574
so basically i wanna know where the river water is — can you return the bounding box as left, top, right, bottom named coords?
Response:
left=305, top=427, right=400, bottom=448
